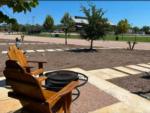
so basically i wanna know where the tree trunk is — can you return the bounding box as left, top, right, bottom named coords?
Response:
left=122, top=34, right=123, bottom=40
left=90, top=39, right=93, bottom=50
left=65, top=32, right=67, bottom=45
left=134, top=34, right=137, bottom=41
left=131, top=41, right=136, bottom=50
left=128, top=41, right=131, bottom=50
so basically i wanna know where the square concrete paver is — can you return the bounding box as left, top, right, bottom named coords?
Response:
left=127, top=65, right=150, bottom=72
left=114, top=66, right=141, bottom=75
left=90, top=102, right=141, bottom=113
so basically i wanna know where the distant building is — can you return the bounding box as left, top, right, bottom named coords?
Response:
left=72, top=16, right=88, bottom=30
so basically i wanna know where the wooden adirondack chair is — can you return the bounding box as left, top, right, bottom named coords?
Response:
left=3, top=60, right=78, bottom=113
left=7, top=45, right=46, bottom=76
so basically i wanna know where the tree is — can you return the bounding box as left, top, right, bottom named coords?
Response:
left=43, top=15, right=54, bottom=32
left=132, top=26, right=140, bottom=41
left=80, top=4, right=109, bottom=50
left=12, top=22, right=19, bottom=32
left=117, top=19, right=130, bottom=40
left=20, top=25, right=27, bottom=33
left=141, top=26, right=150, bottom=34
left=132, top=26, right=140, bottom=33
left=61, top=12, right=74, bottom=45
left=0, top=0, right=38, bottom=24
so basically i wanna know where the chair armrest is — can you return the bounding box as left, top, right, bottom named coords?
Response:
left=31, top=68, right=44, bottom=75
left=27, top=61, right=47, bottom=69
left=22, top=66, right=33, bottom=73
left=58, top=81, right=79, bottom=96
left=36, top=76, right=47, bottom=83
left=46, top=81, right=78, bottom=104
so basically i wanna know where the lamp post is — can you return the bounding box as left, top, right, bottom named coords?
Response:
left=32, top=16, right=35, bottom=25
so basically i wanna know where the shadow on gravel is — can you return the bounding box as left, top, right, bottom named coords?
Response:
left=141, top=72, right=150, bottom=79
left=133, top=91, right=150, bottom=100
left=68, top=49, right=98, bottom=53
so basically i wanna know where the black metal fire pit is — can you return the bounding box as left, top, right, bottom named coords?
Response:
left=45, top=70, right=88, bottom=101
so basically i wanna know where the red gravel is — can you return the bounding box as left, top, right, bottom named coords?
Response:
left=71, top=83, right=119, bottom=113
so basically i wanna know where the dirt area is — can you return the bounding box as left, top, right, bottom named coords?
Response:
left=0, top=39, right=40, bottom=43
left=0, top=43, right=150, bottom=76
left=108, top=72, right=150, bottom=100
left=0, top=39, right=86, bottom=51
left=24, top=49, right=150, bottom=71
left=0, top=44, right=85, bottom=51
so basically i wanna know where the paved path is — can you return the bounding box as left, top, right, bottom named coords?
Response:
left=1, top=47, right=126, bottom=54
left=0, top=42, right=49, bottom=45
left=0, top=33, right=150, bottom=50
left=88, top=62, right=150, bottom=80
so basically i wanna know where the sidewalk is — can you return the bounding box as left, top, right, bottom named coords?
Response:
left=0, top=33, right=150, bottom=50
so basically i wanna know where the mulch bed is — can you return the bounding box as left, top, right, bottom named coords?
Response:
left=108, top=72, right=150, bottom=99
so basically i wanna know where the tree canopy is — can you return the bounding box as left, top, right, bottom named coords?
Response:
left=0, top=0, right=38, bottom=24
left=61, top=12, right=74, bottom=45
left=80, top=4, right=109, bottom=49
left=132, top=26, right=140, bottom=34
left=141, top=26, right=150, bottom=34
left=117, top=19, right=130, bottom=34
left=11, top=22, right=19, bottom=32
left=43, top=15, right=54, bottom=32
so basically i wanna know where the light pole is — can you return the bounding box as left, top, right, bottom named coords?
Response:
left=32, top=16, right=35, bottom=25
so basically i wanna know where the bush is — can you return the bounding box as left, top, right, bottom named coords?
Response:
left=54, top=34, right=59, bottom=37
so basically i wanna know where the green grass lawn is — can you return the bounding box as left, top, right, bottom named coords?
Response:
left=28, top=33, right=150, bottom=42
left=29, top=33, right=81, bottom=39
left=104, top=35, right=150, bottom=42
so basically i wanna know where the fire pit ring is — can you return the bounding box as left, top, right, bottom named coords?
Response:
left=45, top=70, right=88, bottom=101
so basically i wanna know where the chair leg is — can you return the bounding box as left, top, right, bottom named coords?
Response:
left=38, top=62, right=44, bottom=76
left=38, top=62, right=43, bottom=69
left=64, top=93, right=72, bottom=113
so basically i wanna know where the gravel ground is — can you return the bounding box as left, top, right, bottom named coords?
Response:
left=1, top=45, right=150, bottom=76
left=108, top=72, right=150, bottom=93
left=108, top=72, right=150, bottom=101
left=25, top=49, right=150, bottom=71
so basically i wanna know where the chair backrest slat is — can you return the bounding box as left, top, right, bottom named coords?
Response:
left=3, top=60, right=46, bottom=101
left=7, top=45, right=28, bottom=67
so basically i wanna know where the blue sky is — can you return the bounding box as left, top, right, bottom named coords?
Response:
left=1, top=1, right=150, bottom=28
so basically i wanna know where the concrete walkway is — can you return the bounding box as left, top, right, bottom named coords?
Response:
left=0, top=33, right=150, bottom=50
